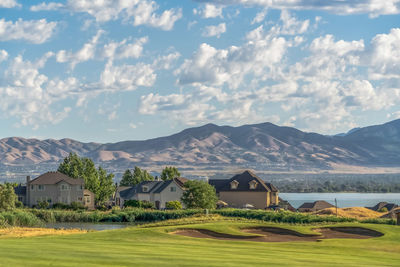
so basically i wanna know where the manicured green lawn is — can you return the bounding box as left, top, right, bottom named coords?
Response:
left=0, top=219, right=399, bottom=266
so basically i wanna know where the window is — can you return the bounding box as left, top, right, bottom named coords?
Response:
left=47, top=198, right=52, bottom=203
left=142, top=186, right=149, bottom=192
left=60, top=184, right=70, bottom=191
left=77, top=185, right=83, bottom=190
left=230, top=180, right=239, bottom=190
left=30, top=185, right=35, bottom=191
left=170, top=187, right=176, bottom=192
left=249, top=180, right=258, bottom=190
left=78, top=197, right=83, bottom=201
left=84, top=195, right=91, bottom=204
left=18, top=196, right=24, bottom=202
left=38, top=185, right=45, bottom=191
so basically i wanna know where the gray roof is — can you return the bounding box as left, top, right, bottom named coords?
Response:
left=29, top=172, right=84, bottom=185
left=209, top=170, right=278, bottom=193
left=118, top=178, right=186, bottom=200
left=298, top=200, right=334, bottom=210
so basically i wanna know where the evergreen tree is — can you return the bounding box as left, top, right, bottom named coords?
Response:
left=160, top=166, right=180, bottom=181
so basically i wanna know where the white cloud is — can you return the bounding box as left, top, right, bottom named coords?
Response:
left=0, top=50, right=8, bottom=62
left=0, top=54, right=75, bottom=128
left=102, top=37, right=148, bottom=60
left=100, top=60, right=156, bottom=91
left=30, top=2, right=64, bottom=11
left=0, top=0, right=19, bottom=8
left=0, top=18, right=57, bottom=44
left=65, top=0, right=182, bottom=30
left=368, top=28, right=400, bottom=80
left=176, top=25, right=288, bottom=88
left=194, top=0, right=400, bottom=17
left=251, top=8, right=267, bottom=24
left=193, top=4, right=223, bottom=18
left=202, top=23, right=226, bottom=38
left=310, top=34, right=364, bottom=56
left=56, top=30, right=103, bottom=69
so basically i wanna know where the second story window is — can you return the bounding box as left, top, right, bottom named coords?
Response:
left=249, top=180, right=258, bottom=190
left=170, top=187, right=176, bottom=192
left=230, top=180, right=239, bottom=190
left=142, top=186, right=149, bottom=192
left=60, top=184, right=70, bottom=191
left=38, top=185, right=45, bottom=191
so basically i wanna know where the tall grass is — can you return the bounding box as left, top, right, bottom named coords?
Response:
left=0, top=208, right=396, bottom=228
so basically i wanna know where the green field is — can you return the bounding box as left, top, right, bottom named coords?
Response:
left=0, top=218, right=399, bottom=266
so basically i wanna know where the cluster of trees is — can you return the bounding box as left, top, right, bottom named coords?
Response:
left=58, top=153, right=115, bottom=204
left=120, top=167, right=154, bottom=186
left=0, top=183, right=18, bottom=211
left=120, top=166, right=180, bottom=186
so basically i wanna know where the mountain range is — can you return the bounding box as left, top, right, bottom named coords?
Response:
left=1, top=119, right=400, bottom=171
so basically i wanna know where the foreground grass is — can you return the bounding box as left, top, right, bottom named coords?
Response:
left=0, top=217, right=399, bottom=266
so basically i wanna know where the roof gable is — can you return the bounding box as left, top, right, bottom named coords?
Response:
left=29, top=172, right=84, bottom=185
left=217, top=171, right=276, bottom=192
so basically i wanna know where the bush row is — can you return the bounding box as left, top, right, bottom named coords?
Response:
left=212, top=209, right=356, bottom=224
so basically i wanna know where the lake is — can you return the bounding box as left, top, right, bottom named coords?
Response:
left=280, top=193, right=400, bottom=209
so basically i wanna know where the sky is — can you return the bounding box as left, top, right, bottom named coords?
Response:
left=0, top=0, right=399, bottom=143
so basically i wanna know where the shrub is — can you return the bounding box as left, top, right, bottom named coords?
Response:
left=378, top=207, right=388, bottom=213
left=124, top=200, right=155, bottom=209
left=37, top=201, right=49, bottom=209
left=52, top=203, right=70, bottom=210
left=70, top=202, right=85, bottom=211
left=166, top=201, right=182, bottom=210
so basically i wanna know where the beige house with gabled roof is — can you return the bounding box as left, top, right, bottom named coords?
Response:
left=209, top=170, right=279, bottom=209
left=26, top=172, right=95, bottom=209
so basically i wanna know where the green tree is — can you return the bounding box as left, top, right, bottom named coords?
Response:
left=0, top=184, right=18, bottom=211
left=97, top=167, right=115, bottom=204
left=58, top=153, right=115, bottom=205
left=161, top=166, right=180, bottom=181
left=181, top=180, right=217, bottom=209
left=120, top=169, right=134, bottom=186
left=120, top=167, right=154, bottom=186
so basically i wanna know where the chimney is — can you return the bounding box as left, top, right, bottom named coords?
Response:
left=26, top=175, right=31, bottom=184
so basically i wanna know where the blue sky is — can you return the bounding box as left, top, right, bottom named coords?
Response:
left=0, top=0, right=399, bottom=142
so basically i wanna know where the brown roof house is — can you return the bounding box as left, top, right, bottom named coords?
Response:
left=209, top=170, right=279, bottom=209
left=297, top=200, right=334, bottom=212
left=116, top=177, right=188, bottom=209
left=26, top=172, right=95, bottom=210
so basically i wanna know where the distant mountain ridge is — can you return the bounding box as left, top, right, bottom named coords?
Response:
left=1, top=119, right=400, bottom=170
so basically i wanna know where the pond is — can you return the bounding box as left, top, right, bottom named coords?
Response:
left=44, top=222, right=130, bottom=231
left=280, top=193, right=400, bottom=209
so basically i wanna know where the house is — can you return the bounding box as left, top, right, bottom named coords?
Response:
left=297, top=200, right=334, bottom=212
left=367, top=202, right=399, bottom=212
left=116, top=177, right=188, bottom=209
left=209, top=170, right=279, bottom=209
left=25, top=172, right=95, bottom=210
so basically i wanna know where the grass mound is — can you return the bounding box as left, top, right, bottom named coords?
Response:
left=313, top=207, right=383, bottom=219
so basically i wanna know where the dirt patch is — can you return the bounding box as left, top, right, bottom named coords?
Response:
left=172, top=226, right=383, bottom=242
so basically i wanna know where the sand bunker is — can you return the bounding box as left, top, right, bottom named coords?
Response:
left=172, top=226, right=383, bottom=242
left=0, top=227, right=87, bottom=238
